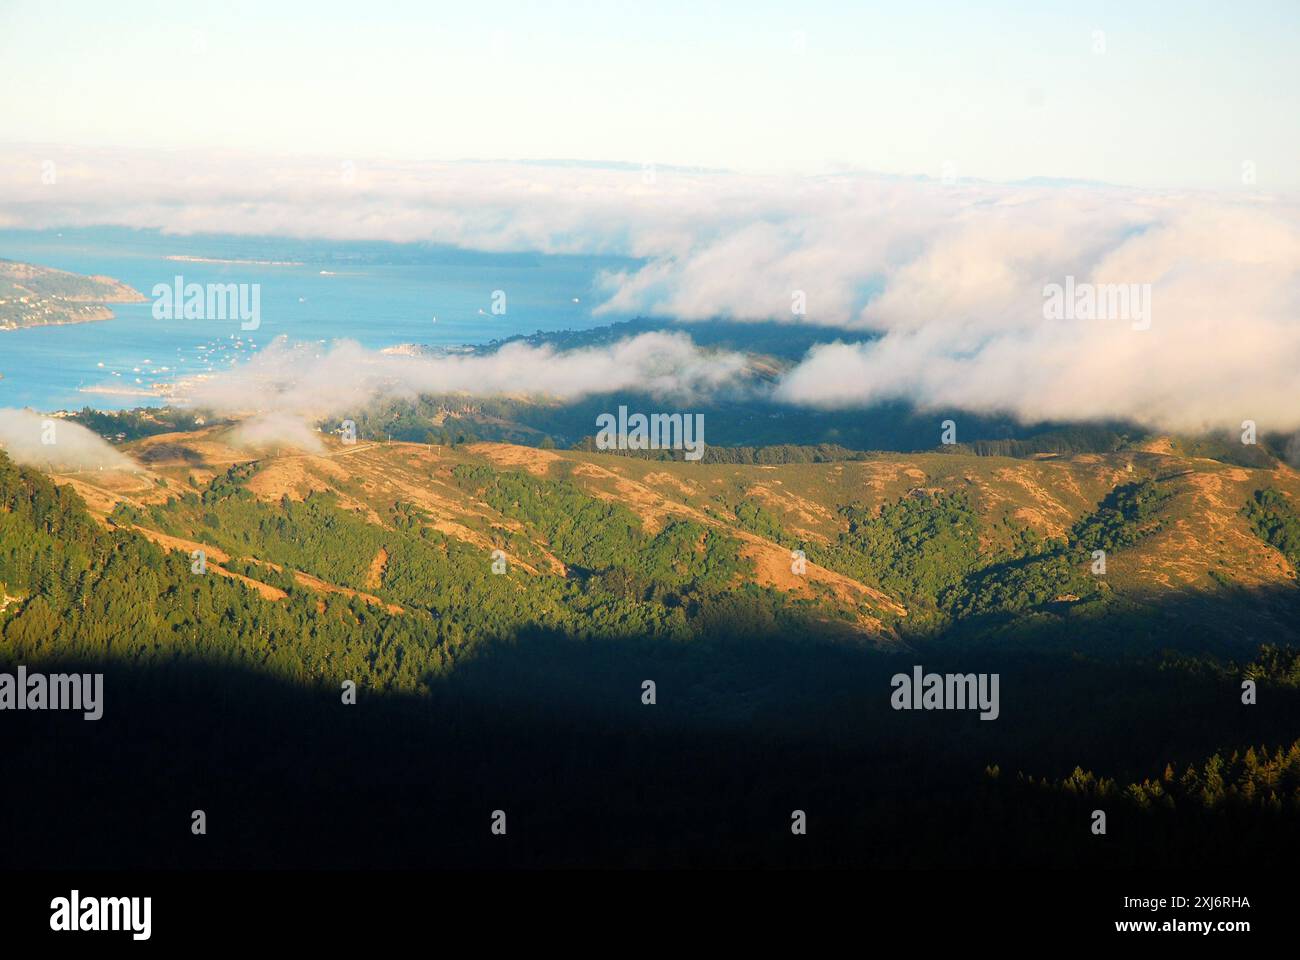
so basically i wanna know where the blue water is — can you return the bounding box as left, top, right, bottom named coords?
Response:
left=0, top=227, right=640, bottom=411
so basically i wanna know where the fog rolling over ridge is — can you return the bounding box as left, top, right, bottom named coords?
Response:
left=184, top=333, right=755, bottom=419
left=0, top=408, right=134, bottom=470
left=4, top=0, right=1300, bottom=923
left=7, top=146, right=1296, bottom=435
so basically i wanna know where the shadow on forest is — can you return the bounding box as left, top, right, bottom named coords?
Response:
left=3, top=583, right=1300, bottom=871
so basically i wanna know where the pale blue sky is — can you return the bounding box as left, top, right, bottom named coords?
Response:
left=1, top=0, right=1296, bottom=190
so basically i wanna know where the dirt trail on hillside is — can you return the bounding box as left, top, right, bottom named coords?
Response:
left=989, top=467, right=1078, bottom=540
left=1167, top=470, right=1294, bottom=587
left=285, top=567, right=404, bottom=615
left=346, top=446, right=562, bottom=574
left=127, top=526, right=286, bottom=600
left=55, top=436, right=905, bottom=625
left=365, top=547, right=389, bottom=590
left=467, top=443, right=906, bottom=624
left=127, top=525, right=404, bottom=612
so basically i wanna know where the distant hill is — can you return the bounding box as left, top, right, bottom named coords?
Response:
left=347, top=320, right=1260, bottom=457
left=0, top=258, right=145, bottom=331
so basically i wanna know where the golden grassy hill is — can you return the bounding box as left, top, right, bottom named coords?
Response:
left=43, top=424, right=1300, bottom=646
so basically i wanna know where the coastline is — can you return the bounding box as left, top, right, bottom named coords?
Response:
left=0, top=261, right=145, bottom=331
left=165, top=255, right=304, bottom=267
left=0, top=306, right=117, bottom=331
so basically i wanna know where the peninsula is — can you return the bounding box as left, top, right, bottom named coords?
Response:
left=0, top=258, right=146, bottom=331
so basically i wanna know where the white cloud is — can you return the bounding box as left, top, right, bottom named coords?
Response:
left=185, top=332, right=751, bottom=420
left=775, top=202, right=1300, bottom=433
left=4, top=145, right=1299, bottom=433
left=0, top=409, right=136, bottom=471
left=227, top=413, right=326, bottom=454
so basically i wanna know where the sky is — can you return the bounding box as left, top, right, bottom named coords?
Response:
left=1, top=2, right=1298, bottom=438
left=2, top=0, right=1298, bottom=191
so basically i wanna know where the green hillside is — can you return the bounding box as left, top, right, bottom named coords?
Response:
left=4, top=427, right=1300, bottom=868
left=0, top=258, right=145, bottom=331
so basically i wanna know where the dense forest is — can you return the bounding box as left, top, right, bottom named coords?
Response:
left=3, top=443, right=1300, bottom=868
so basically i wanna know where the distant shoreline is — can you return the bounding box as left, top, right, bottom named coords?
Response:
left=0, top=258, right=145, bottom=331
left=165, top=255, right=304, bottom=267
left=0, top=306, right=116, bottom=332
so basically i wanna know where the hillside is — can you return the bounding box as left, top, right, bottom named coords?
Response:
left=38, top=423, right=1300, bottom=654
left=5, top=427, right=1300, bottom=870
left=0, top=258, right=145, bottom=331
